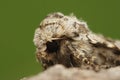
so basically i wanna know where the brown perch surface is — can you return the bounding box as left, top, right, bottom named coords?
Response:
left=21, top=65, right=120, bottom=80
left=33, top=12, right=120, bottom=71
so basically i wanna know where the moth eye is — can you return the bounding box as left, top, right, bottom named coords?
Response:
left=46, top=40, right=60, bottom=53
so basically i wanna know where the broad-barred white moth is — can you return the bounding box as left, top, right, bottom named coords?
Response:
left=33, top=12, right=120, bottom=71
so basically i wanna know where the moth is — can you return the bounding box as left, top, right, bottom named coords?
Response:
left=33, top=12, right=120, bottom=71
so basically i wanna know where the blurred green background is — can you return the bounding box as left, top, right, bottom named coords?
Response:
left=0, top=0, right=120, bottom=80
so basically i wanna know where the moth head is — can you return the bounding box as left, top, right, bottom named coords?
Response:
left=33, top=12, right=89, bottom=53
